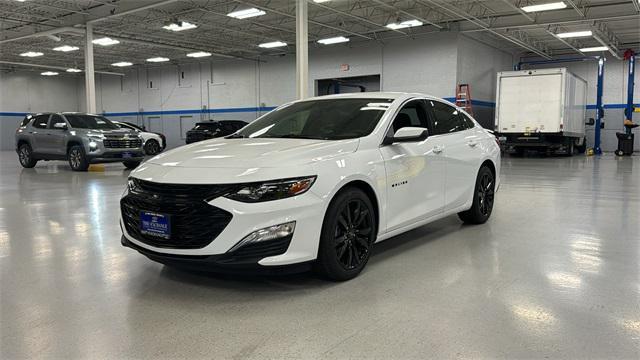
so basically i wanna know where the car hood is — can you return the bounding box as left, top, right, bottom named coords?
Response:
left=148, top=137, right=359, bottom=168
left=76, top=128, right=138, bottom=137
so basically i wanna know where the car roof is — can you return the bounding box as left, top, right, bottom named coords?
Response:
left=302, top=91, right=438, bottom=101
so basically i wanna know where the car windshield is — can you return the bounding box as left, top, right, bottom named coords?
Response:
left=65, top=115, right=119, bottom=130
left=194, top=123, right=219, bottom=130
left=121, top=122, right=143, bottom=131
left=236, top=98, right=393, bottom=140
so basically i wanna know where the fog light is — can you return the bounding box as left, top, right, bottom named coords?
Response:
left=89, top=141, right=97, bottom=150
left=228, top=221, right=295, bottom=253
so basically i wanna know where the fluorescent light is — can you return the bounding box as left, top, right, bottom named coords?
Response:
left=227, top=8, right=266, bottom=19
left=53, top=45, right=79, bottom=52
left=66, top=68, right=82, bottom=73
left=556, top=30, right=592, bottom=38
left=313, top=0, right=332, bottom=2
left=92, top=37, right=119, bottom=46
left=521, top=2, right=567, bottom=13
left=579, top=46, right=609, bottom=52
left=146, top=57, right=170, bottom=63
left=186, top=51, right=211, bottom=58
left=317, top=36, right=349, bottom=45
left=41, top=71, right=59, bottom=76
left=386, top=19, right=423, bottom=30
left=162, top=21, right=197, bottom=32
left=20, top=51, right=43, bottom=57
left=258, top=41, right=287, bottom=48
left=111, top=61, right=133, bottom=67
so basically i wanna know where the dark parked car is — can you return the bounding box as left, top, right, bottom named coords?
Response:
left=185, top=120, right=248, bottom=144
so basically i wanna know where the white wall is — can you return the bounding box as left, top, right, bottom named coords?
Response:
left=0, top=71, right=80, bottom=150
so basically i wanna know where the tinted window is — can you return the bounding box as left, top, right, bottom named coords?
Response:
left=32, top=115, right=50, bottom=129
left=49, top=115, right=66, bottom=129
left=430, top=101, right=466, bottom=134
left=66, top=115, right=119, bottom=130
left=20, top=115, right=33, bottom=127
left=390, top=100, right=429, bottom=134
left=460, top=112, right=475, bottom=129
left=193, top=123, right=220, bottom=131
left=123, top=122, right=144, bottom=131
left=237, top=98, right=393, bottom=140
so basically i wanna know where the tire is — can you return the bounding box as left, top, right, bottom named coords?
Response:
left=144, top=139, right=161, bottom=155
left=123, top=160, right=141, bottom=170
left=68, top=145, right=89, bottom=171
left=316, top=187, right=377, bottom=281
left=575, top=137, right=587, bottom=154
left=565, top=141, right=574, bottom=156
left=458, top=166, right=495, bottom=224
left=17, top=143, right=38, bottom=168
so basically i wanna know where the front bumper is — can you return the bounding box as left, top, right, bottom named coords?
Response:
left=87, top=150, right=145, bottom=163
left=120, top=187, right=326, bottom=269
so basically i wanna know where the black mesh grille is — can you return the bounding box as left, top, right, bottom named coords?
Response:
left=121, top=179, right=236, bottom=249
left=104, top=138, right=142, bottom=149
left=218, top=236, right=292, bottom=264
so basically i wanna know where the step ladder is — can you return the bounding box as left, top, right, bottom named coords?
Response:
left=455, top=83, right=473, bottom=116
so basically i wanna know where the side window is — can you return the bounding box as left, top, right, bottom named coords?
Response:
left=459, top=112, right=475, bottom=129
left=49, top=115, right=66, bottom=129
left=32, top=115, right=50, bottom=129
left=20, top=115, right=33, bottom=127
left=430, top=101, right=466, bottom=134
left=390, top=100, right=429, bottom=134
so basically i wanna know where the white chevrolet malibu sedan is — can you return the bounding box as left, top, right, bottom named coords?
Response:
left=120, top=92, right=500, bottom=280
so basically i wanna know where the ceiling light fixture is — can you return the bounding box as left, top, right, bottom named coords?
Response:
left=53, top=45, right=79, bottom=52
left=317, top=36, right=350, bottom=45
left=521, top=1, right=567, bottom=13
left=227, top=8, right=266, bottom=19
left=579, top=46, right=609, bottom=52
left=92, top=37, right=119, bottom=46
left=111, top=61, right=133, bottom=67
left=556, top=30, right=593, bottom=38
left=20, top=51, right=43, bottom=57
left=146, top=57, right=170, bottom=63
left=385, top=19, right=423, bottom=30
left=186, top=51, right=212, bottom=58
left=163, top=21, right=197, bottom=32
left=41, top=71, right=59, bottom=76
left=313, top=0, right=332, bottom=3
left=258, top=41, right=287, bottom=48
left=66, top=68, right=82, bottom=73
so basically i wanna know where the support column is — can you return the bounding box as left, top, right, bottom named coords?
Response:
left=84, top=23, right=97, bottom=114
left=594, top=57, right=605, bottom=155
left=295, top=0, right=309, bottom=99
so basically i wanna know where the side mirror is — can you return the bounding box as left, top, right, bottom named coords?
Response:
left=586, top=118, right=595, bottom=126
left=53, top=123, right=68, bottom=130
left=384, top=127, right=429, bottom=145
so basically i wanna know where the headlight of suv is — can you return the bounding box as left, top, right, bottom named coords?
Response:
left=224, top=176, right=317, bottom=203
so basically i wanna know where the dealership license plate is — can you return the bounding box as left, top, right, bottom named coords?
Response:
left=140, top=212, right=171, bottom=239
left=122, top=152, right=133, bottom=159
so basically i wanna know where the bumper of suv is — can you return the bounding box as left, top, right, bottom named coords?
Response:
left=86, top=150, right=145, bottom=163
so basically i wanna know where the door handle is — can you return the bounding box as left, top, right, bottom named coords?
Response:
left=467, top=140, right=478, bottom=147
left=432, top=145, right=444, bottom=154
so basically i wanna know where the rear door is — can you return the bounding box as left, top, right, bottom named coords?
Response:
left=47, top=115, right=69, bottom=156
left=428, top=101, right=481, bottom=211
left=30, top=114, right=51, bottom=153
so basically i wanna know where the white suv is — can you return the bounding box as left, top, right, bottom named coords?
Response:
left=120, top=93, right=500, bottom=280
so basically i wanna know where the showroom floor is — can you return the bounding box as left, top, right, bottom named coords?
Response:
left=1, top=151, right=638, bottom=359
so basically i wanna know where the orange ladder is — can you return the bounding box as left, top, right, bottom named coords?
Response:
left=455, top=83, right=474, bottom=116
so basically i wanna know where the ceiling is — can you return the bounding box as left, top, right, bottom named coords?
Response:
left=1, top=0, right=639, bottom=73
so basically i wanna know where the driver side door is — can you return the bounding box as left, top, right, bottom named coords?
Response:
left=379, top=99, right=446, bottom=232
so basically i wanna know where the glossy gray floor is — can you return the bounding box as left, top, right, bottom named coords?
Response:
left=1, top=151, right=639, bottom=359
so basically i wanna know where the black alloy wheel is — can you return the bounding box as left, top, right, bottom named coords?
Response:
left=18, top=144, right=37, bottom=168
left=316, top=187, right=377, bottom=281
left=458, top=166, right=495, bottom=224
left=477, top=171, right=495, bottom=217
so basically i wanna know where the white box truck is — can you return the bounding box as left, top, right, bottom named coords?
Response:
left=495, top=68, right=588, bottom=155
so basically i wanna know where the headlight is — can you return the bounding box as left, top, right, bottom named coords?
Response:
left=224, top=176, right=316, bottom=203
left=127, top=177, right=138, bottom=192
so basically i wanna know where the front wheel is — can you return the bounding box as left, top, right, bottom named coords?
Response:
left=316, top=188, right=377, bottom=281
left=68, top=145, right=89, bottom=171
left=123, top=160, right=141, bottom=170
left=144, top=139, right=161, bottom=155
left=458, top=166, right=495, bottom=224
left=17, top=143, right=38, bottom=168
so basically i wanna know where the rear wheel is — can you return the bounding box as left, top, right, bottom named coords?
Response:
left=144, top=139, right=161, bottom=155
left=316, top=188, right=377, bottom=281
left=68, top=145, right=89, bottom=171
left=17, top=143, right=37, bottom=168
left=123, top=160, right=141, bottom=170
left=458, top=166, right=495, bottom=224
left=575, top=137, right=587, bottom=154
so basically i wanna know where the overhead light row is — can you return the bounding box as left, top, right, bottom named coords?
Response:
left=521, top=1, right=567, bottom=13
left=553, top=30, right=610, bottom=52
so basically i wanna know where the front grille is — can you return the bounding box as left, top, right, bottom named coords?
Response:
left=121, top=179, right=236, bottom=249
left=104, top=138, right=142, bottom=149
left=218, top=236, right=292, bottom=264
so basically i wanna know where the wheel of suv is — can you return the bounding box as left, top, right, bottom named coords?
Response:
left=17, top=143, right=38, bottom=168
left=458, top=166, right=495, bottom=224
left=68, top=145, right=89, bottom=171
left=575, top=137, right=587, bottom=154
left=123, top=160, right=141, bottom=170
left=144, top=139, right=161, bottom=155
left=316, top=187, right=377, bottom=281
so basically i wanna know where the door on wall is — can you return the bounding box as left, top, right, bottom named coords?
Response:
left=316, top=75, right=381, bottom=96
left=145, top=116, right=162, bottom=133
left=180, top=116, right=196, bottom=140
